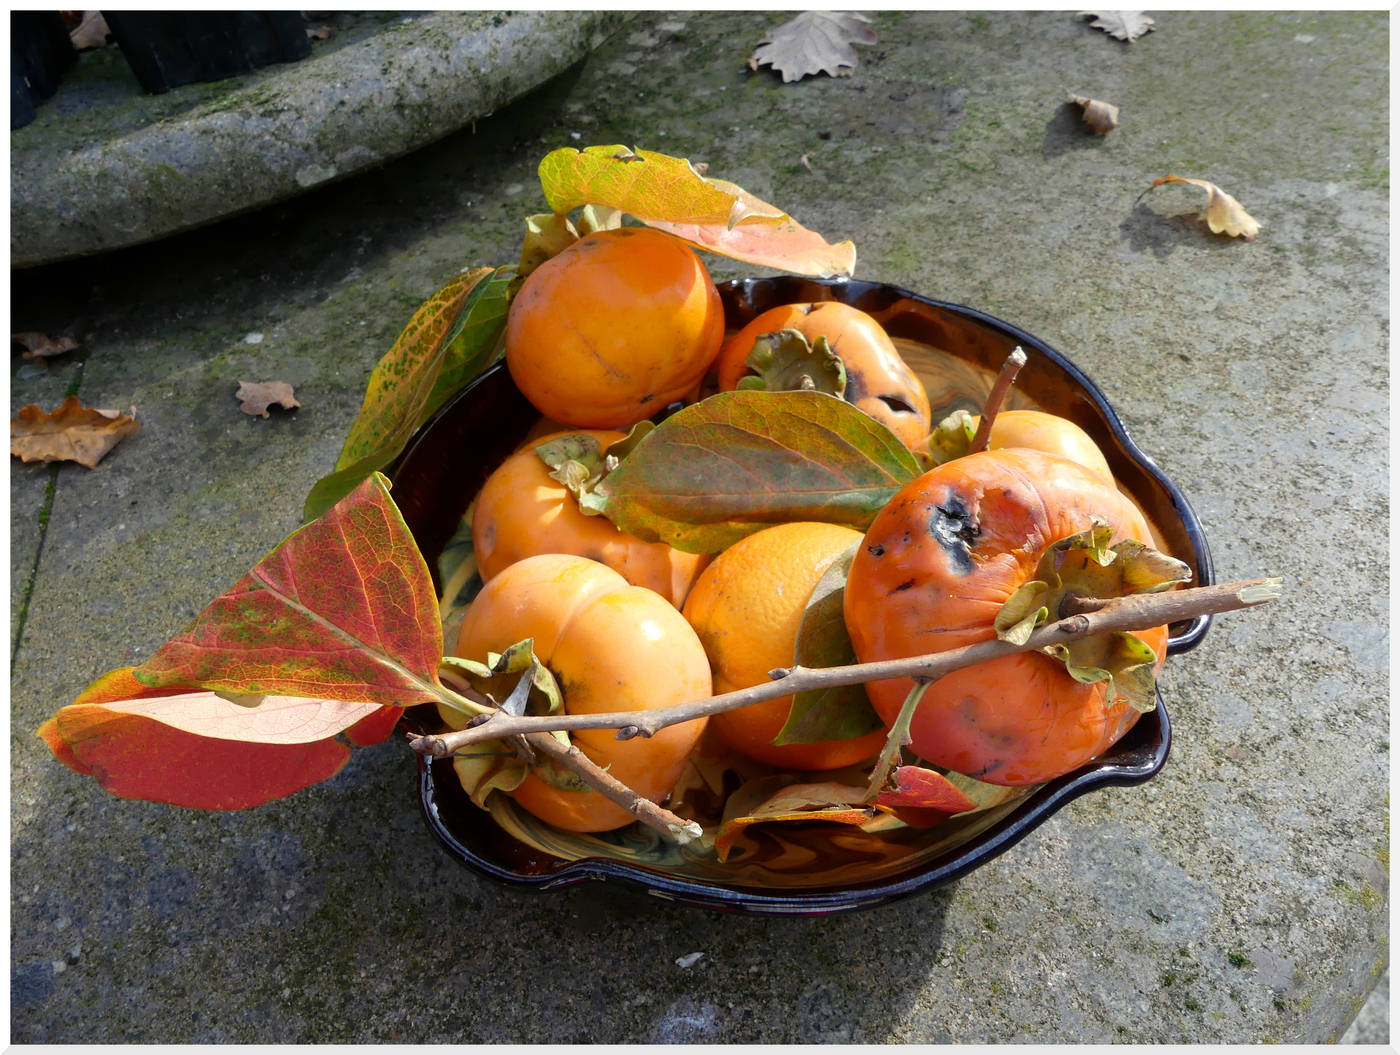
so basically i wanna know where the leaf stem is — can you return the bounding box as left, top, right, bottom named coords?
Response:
left=969, top=347, right=1028, bottom=455
left=862, top=678, right=932, bottom=802
left=412, top=577, right=1279, bottom=754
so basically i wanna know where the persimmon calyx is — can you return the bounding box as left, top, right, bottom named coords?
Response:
left=446, top=638, right=594, bottom=802
left=926, top=409, right=977, bottom=467
left=536, top=422, right=656, bottom=517
left=736, top=329, right=847, bottom=398
left=991, top=517, right=1193, bottom=712
left=514, top=213, right=579, bottom=291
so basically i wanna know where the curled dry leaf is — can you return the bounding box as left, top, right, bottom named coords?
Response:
left=1076, top=11, right=1155, bottom=43
left=1146, top=175, right=1261, bottom=241
left=749, top=11, right=877, bottom=83
left=11, top=396, right=139, bottom=468
left=305, top=24, right=333, bottom=41
left=12, top=332, right=80, bottom=363
left=236, top=380, right=301, bottom=418
left=1067, top=91, right=1119, bottom=134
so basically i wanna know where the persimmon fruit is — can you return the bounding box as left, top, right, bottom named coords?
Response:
left=927, top=407, right=1114, bottom=482
left=505, top=227, right=726, bottom=429
left=472, top=428, right=709, bottom=607
left=714, top=301, right=933, bottom=450
left=445, top=554, right=712, bottom=832
left=844, top=448, right=1169, bottom=786
left=682, top=521, right=890, bottom=770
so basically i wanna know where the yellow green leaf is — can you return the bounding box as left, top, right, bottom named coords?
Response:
left=334, top=268, right=495, bottom=472
left=538, top=145, right=738, bottom=225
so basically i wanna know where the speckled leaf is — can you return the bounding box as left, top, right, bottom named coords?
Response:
left=538, top=145, right=739, bottom=224
left=580, top=390, right=920, bottom=553
left=304, top=267, right=503, bottom=522
left=423, top=267, right=513, bottom=419
left=135, top=473, right=444, bottom=704
left=775, top=541, right=885, bottom=745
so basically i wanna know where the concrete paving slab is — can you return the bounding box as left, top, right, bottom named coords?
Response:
left=11, top=11, right=634, bottom=267
left=10, top=10, right=1388, bottom=1044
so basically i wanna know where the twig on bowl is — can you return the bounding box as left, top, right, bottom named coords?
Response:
left=412, top=577, right=1280, bottom=753
left=523, top=732, right=704, bottom=845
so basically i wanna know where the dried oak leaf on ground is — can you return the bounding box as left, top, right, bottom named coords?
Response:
left=1145, top=175, right=1261, bottom=241
left=236, top=381, right=301, bottom=418
left=13, top=332, right=81, bottom=366
left=12, top=397, right=139, bottom=468
left=1077, top=11, right=1155, bottom=43
left=1067, top=91, right=1119, bottom=134
left=748, top=12, right=876, bottom=83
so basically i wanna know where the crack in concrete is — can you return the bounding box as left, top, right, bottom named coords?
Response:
left=11, top=361, right=84, bottom=674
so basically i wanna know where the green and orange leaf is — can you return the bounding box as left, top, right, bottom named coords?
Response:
left=536, top=147, right=856, bottom=278
left=580, top=390, right=921, bottom=553
left=644, top=179, right=856, bottom=279
left=304, top=266, right=508, bottom=523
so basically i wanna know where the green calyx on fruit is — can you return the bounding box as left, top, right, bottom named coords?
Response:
left=991, top=516, right=1193, bottom=713
left=534, top=422, right=656, bottom=515
left=736, top=329, right=847, bottom=398
left=926, top=408, right=977, bottom=467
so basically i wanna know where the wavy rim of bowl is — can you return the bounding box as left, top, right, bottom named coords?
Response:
left=396, top=276, right=1210, bottom=915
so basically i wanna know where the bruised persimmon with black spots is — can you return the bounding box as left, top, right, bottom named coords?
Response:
left=844, top=448, right=1175, bottom=787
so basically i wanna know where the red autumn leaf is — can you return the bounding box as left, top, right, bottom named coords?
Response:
left=44, top=705, right=352, bottom=810
left=38, top=665, right=404, bottom=808
left=343, top=705, right=404, bottom=746
left=64, top=692, right=383, bottom=743
left=132, top=472, right=444, bottom=704
left=874, top=765, right=978, bottom=813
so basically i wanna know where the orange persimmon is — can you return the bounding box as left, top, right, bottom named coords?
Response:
left=714, top=301, right=932, bottom=450
left=472, top=429, right=709, bottom=607
left=445, top=554, right=711, bottom=832
left=505, top=227, right=725, bottom=429
left=682, top=521, right=889, bottom=770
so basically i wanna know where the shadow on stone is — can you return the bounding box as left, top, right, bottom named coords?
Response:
left=1042, top=101, right=1110, bottom=158
left=1118, top=199, right=1248, bottom=259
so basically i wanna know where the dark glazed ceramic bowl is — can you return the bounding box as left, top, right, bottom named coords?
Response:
left=390, top=277, right=1214, bottom=915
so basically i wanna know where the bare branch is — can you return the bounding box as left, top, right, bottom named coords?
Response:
left=520, top=733, right=703, bottom=845
left=412, top=578, right=1279, bottom=756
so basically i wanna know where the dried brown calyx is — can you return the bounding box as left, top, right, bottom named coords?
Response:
left=992, top=517, right=1192, bottom=712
